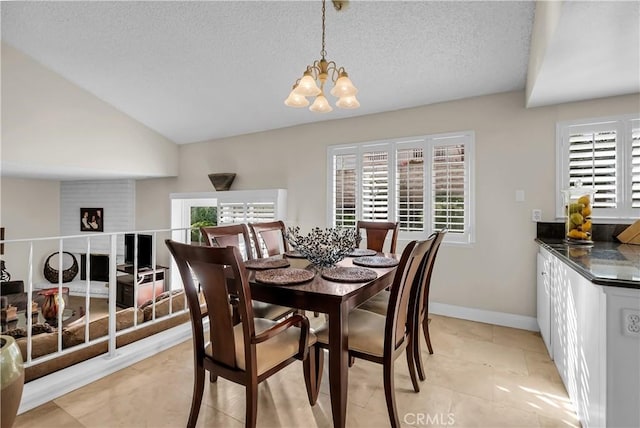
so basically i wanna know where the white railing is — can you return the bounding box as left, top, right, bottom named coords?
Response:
left=0, top=227, right=192, bottom=368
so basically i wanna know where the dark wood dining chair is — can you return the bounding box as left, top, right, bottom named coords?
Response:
left=248, top=220, right=289, bottom=258
left=201, top=224, right=256, bottom=260
left=311, top=238, right=433, bottom=428
left=356, top=220, right=399, bottom=253
left=358, top=229, right=447, bottom=381
left=165, top=240, right=318, bottom=428
left=200, top=224, right=294, bottom=321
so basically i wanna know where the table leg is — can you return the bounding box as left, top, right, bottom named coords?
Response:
left=328, top=305, right=349, bottom=428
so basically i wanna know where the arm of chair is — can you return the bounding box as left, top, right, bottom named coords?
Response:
left=252, top=313, right=311, bottom=361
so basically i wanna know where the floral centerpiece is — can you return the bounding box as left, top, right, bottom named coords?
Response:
left=286, top=226, right=360, bottom=268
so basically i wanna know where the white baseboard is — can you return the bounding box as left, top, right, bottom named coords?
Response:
left=18, top=322, right=193, bottom=414
left=430, top=301, right=539, bottom=332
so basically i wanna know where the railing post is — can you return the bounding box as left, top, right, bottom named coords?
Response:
left=107, top=233, right=118, bottom=357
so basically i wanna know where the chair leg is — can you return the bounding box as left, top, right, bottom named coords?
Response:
left=303, top=345, right=323, bottom=405
left=424, top=317, right=434, bottom=354
left=246, top=383, right=258, bottom=428
left=188, top=366, right=205, bottom=428
left=414, top=320, right=426, bottom=381
left=349, top=355, right=355, bottom=367
left=210, top=372, right=218, bottom=383
left=383, top=360, right=400, bottom=428
left=406, top=341, right=420, bottom=392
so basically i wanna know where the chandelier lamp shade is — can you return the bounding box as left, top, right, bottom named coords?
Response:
left=285, top=0, right=359, bottom=113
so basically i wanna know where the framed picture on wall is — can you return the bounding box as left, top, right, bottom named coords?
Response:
left=80, top=208, right=103, bottom=232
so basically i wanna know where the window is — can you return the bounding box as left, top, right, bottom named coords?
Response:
left=328, top=132, right=475, bottom=244
left=557, top=115, right=640, bottom=219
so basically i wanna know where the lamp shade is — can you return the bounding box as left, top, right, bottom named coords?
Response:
left=330, top=75, right=358, bottom=97
left=336, top=95, right=360, bottom=109
left=284, top=89, right=309, bottom=108
left=294, top=74, right=322, bottom=97
left=309, top=94, right=333, bottom=113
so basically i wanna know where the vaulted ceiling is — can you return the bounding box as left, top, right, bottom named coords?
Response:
left=1, top=1, right=638, bottom=145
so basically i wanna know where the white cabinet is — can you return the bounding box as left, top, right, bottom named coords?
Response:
left=538, top=247, right=606, bottom=428
left=537, top=250, right=552, bottom=356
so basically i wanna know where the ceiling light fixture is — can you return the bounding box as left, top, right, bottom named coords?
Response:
left=284, top=0, right=359, bottom=113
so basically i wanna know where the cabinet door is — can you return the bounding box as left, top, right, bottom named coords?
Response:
left=537, top=251, right=552, bottom=356
left=552, top=255, right=605, bottom=428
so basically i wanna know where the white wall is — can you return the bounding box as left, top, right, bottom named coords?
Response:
left=0, top=43, right=179, bottom=179
left=163, top=90, right=639, bottom=319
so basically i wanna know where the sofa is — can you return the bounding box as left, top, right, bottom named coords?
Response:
left=4, top=290, right=193, bottom=382
left=1, top=280, right=28, bottom=311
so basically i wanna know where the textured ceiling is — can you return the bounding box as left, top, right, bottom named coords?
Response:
left=2, top=1, right=638, bottom=148
left=1, top=1, right=535, bottom=144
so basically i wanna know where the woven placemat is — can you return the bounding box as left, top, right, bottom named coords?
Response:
left=352, top=256, right=399, bottom=268
left=244, top=258, right=290, bottom=270
left=255, top=268, right=315, bottom=285
left=347, top=248, right=378, bottom=257
left=321, top=266, right=378, bottom=283
left=283, top=250, right=306, bottom=259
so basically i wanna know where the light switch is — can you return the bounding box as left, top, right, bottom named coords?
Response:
left=515, top=190, right=525, bottom=202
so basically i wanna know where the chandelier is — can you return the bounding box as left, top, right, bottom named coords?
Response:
left=284, top=0, right=359, bottom=113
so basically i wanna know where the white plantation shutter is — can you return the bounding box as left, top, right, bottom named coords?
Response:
left=329, top=132, right=475, bottom=244
left=558, top=115, right=639, bottom=219
left=568, top=130, right=617, bottom=208
left=334, top=153, right=357, bottom=228
left=218, top=202, right=246, bottom=224
left=432, top=141, right=466, bottom=234
left=362, top=150, right=389, bottom=221
left=632, top=124, right=640, bottom=208
left=396, top=147, right=425, bottom=232
left=218, top=202, right=276, bottom=224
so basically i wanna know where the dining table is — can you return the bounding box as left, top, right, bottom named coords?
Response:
left=247, top=254, right=399, bottom=428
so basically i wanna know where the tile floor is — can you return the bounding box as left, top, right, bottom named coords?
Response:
left=14, top=315, right=580, bottom=428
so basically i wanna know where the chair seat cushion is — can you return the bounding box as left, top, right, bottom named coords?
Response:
left=356, top=290, right=390, bottom=316
left=206, top=318, right=316, bottom=376
left=314, top=309, right=387, bottom=357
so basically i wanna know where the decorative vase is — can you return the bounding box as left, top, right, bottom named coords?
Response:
left=40, top=290, right=65, bottom=325
left=208, top=173, right=236, bottom=191
left=1, top=335, right=25, bottom=428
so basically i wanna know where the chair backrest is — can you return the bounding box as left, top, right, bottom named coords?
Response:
left=165, top=240, right=256, bottom=371
left=384, top=238, right=434, bottom=354
left=248, top=221, right=289, bottom=258
left=356, top=221, right=399, bottom=253
left=200, top=224, right=255, bottom=260
left=417, top=229, right=447, bottom=320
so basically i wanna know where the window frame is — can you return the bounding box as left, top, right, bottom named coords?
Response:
left=556, top=114, right=640, bottom=221
left=327, top=131, right=475, bottom=245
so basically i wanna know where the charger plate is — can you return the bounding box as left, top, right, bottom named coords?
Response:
left=244, top=257, right=290, bottom=270
left=347, top=248, right=377, bottom=257
left=255, top=268, right=315, bottom=285
left=283, top=250, right=306, bottom=259
left=352, top=256, right=399, bottom=268
left=321, top=266, right=378, bottom=283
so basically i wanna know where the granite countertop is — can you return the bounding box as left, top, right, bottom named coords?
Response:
left=536, top=238, right=640, bottom=289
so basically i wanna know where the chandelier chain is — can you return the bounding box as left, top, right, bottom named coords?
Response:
left=321, top=0, right=327, bottom=59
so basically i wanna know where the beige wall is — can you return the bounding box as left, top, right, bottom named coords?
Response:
left=158, top=90, right=638, bottom=318
left=0, top=177, right=61, bottom=283
left=1, top=43, right=179, bottom=179
left=2, top=89, right=638, bottom=318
